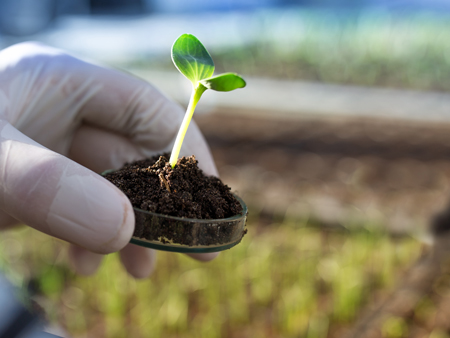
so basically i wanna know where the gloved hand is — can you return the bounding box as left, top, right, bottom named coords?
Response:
left=0, top=42, right=219, bottom=278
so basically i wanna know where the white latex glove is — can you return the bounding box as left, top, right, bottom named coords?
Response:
left=0, top=42, right=219, bottom=278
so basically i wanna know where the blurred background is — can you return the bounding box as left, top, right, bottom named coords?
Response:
left=3, top=0, right=450, bottom=337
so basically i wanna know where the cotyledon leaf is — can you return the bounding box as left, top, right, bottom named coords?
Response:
left=201, top=73, right=246, bottom=92
left=171, top=34, right=215, bottom=85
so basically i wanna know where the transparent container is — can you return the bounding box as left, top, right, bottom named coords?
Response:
left=130, top=195, right=247, bottom=253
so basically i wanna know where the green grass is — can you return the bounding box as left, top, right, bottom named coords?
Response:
left=0, top=218, right=421, bottom=338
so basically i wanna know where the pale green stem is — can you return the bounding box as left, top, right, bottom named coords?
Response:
left=169, top=84, right=207, bottom=168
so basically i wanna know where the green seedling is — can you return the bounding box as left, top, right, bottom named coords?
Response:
left=169, top=33, right=246, bottom=168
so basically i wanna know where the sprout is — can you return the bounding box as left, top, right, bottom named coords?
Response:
left=169, top=33, right=246, bottom=168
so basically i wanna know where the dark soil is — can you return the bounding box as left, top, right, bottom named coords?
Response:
left=104, top=153, right=242, bottom=219
left=103, top=154, right=244, bottom=246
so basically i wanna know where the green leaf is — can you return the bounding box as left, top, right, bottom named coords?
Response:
left=171, top=34, right=215, bottom=85
left=200, top=73, right=246, bottom=92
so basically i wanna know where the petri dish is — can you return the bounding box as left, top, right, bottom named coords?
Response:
left=130, top=194, right=248, bottom=253
left=102, top=169, right=247, bottom=253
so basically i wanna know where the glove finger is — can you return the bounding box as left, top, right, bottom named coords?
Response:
left=68, top=244, right=103, bottom=276
left=185, top=252, right=219, bottom=262
left=0, top=121, right=134, bottom=254
left=69, top=124, right=143, bottom=174
left=119, top=244, right=156, bottom=279
left=0, top=209, right=21, bottom=230
left=69, top=123, right=218, bottom=177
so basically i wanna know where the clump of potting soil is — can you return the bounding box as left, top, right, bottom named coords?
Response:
left=104, top=153, right=242, bottom=220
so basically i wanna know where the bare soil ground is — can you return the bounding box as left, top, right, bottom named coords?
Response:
left=197, top=112, right=450, bottom=236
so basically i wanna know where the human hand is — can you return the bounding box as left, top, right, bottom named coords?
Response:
left=0, top=42, right=219, bottom=278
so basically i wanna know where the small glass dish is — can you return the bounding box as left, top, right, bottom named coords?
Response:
left=130, top=195, right=248, bottom=253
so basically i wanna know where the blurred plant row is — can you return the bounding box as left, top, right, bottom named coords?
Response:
left=136, top=10, right=450, bottom=92
left=0, top=215, right=422, bottom=338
